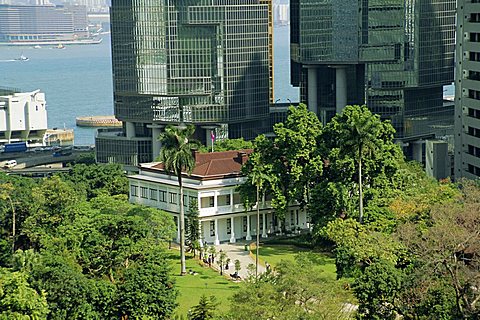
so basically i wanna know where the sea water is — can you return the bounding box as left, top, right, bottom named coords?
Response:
left=0, top=27, right=452, bottom=145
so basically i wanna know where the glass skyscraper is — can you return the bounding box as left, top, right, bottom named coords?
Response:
left=96, top=0, right=273, bottom=167
left=290, top=0, right=455, bottom=142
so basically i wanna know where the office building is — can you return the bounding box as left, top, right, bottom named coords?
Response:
left=0, top=4, right=90, bottom=44
left=290, top=0, right=455, bottom=151
left=455, top=0, right=480, bottom=179
left=96, top=0, right=273, bottom=168
left=129, top=150, right=309, bottom=245
left=0, top=88, right=48, bottom=146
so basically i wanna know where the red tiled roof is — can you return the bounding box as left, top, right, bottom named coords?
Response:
left=150, top=149, right=253, bottom=179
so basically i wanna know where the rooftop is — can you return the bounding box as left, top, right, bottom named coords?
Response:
left=143, top=149, right=253, bottom=180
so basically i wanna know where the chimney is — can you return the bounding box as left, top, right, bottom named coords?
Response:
left=238, top=151, right=248, bottom=165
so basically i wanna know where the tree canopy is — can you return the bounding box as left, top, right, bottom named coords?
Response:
left=0, top=164, right=178, bottom=319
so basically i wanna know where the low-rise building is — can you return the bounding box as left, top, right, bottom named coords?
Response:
left=128, top=150, right=309, bottom=245
left=0, top=88, right=47, bottom=146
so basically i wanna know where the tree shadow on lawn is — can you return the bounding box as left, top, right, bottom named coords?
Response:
left=259, top=245, right=335, bottom=266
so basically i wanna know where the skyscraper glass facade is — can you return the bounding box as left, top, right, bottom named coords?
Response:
left=97, top=0, right=272, bottom=167
left=290, top=0, right=455, bottom=140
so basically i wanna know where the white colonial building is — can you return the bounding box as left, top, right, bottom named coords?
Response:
left=0, top=89, right=48, bottom=146
left=128, top=150, right=309, bottom=245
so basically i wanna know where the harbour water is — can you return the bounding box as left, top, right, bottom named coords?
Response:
left=0, top=26, right=452, bottom=145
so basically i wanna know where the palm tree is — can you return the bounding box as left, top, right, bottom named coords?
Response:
left=159, top=124, right=199, bottom=275
left=343, top=106, right=378, bottom=224
left=249, top=153, right=269, bottom=278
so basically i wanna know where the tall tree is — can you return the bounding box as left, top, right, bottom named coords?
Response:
left=248, top=152, right=269, bottom=278
left=240, top=104, right=323, bottom=228
left=318, top=105, right=402, bottom=225
left=186, top=199, right=200, bottom=257
left=159, top=124, right=199, bottom=275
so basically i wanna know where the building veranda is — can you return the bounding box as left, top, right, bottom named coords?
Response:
left=128, top=150, right=309, bottom=245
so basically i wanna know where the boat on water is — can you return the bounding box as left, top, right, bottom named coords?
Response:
left=33, top=45, right=41, bottom=49
left=14, top=54, right=29, bottom=61
left=54, top=43, right=66, bottom=49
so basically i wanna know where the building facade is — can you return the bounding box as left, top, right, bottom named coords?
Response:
left=0, top=88, right=47, bottom=146
left=455, top=0, right=480, bottom=179
left=0, top=4, right=89, bottom=44
left=96, top=0, right=273, bottom=169
left=290, top=0, right=455, bottom=147
left=128, top=150, right=309, bottom=245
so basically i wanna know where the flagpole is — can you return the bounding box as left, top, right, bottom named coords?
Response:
left=210, top=130, right=215, bottom=152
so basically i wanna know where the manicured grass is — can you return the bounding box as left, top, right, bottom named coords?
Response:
left=166, top=250, right=240, bottom=318
left=250, top=244, right=337, bottom=280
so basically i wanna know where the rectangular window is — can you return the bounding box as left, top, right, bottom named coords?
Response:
left=210, top=221, right=215, bottom=236
left=169, top=192, right=177, bottom=204
left=159, top=190, right=167, bottom=202
left=150, top=188, right=157, bottom=201
left=290, top=210, right=295, bottom=225
left=227, top=218, right=231, bottom=235
left=200, top=196, right=215, bottom=208
left=130, top=185, right=138, bottom=197
left=233, top=193, right=242, bottom=204
left=183, top=195, right=188, bottom=207
left=140, top=186, right=148, bottom=199
left=217, top=194, right=231, bottom=206
left=243, top=216, right=247, bottom=232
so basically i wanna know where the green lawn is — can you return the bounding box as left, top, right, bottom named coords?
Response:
left=250, top=244, right=337, bottom=280
left=166, top=250, right=240, bottom=318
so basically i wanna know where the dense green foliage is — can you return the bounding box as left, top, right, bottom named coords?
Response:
left=241, top=104, right=480, bottom=319
left=198, top=138, right=253, bottom=153
left=0, top=164, right=178, bottom=319
left=240, top=104, right=323, bottom=221
left=226, top=253, right=353, bottom=320
left=0, top=268, right=49, bottom=319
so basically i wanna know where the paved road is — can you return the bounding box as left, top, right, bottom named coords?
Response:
left=215, top=241, right=265, bottom=279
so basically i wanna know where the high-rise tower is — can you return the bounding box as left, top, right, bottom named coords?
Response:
left=455, top=0, right=480, bottom=179
left=96, top=0, right=273, bottom=168
left=290, top=0, right=455, bottom=144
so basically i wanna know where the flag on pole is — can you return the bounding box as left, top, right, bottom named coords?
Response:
left=210, top=130, right=215, bottom=152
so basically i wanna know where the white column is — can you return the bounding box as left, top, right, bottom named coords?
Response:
left=125, top=121, right=135, bottom=139
left=335, top=66, right=347, bottom=114
left=412, top=141, right=423, bottom=163
left=229, top=217, right=236, bottom=243
left=262, top=213, right=267, bottom=238
left=307, top=68, right=318, bottom=116
left=149, top=124, right=163, bottom=160
left=214, top=218, right=220, bottom=245
left=245, top=214, right=252, bottom=241
left=199, top=221, right=204, bottom=248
